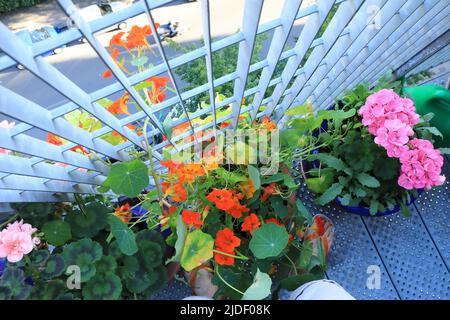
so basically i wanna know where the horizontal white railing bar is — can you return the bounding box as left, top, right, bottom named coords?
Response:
left=0, top=86, right=130, bottom=162
left=0, top=128, right=108, bottom=173
left=0, top=175, right=105, bottom=194
left=0, top=190, right=75, bottom=202
left=0, top=154, right=105, bottom=185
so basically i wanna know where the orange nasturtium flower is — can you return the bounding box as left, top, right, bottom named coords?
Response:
left=215, top=228, right=241, bottom=252
left=108, top=93, right=130, bottom=116
left=126, top=24, right=159, bottom=49
left=214, top=228, right=241, bottom=266
left=206, top=188, right=250, bottom=219
left=145, top=76, right=170, bottom=104
left=239, top=178, right=256, bottom=199
left=47, top=133, right=65, bottom=146
left=109, top=31, right=125, bottom=50
left=260, top=116, right=277, bottom=132
left=182, top=209, right=203, bottom=229
left=161, top=181, right=187, bottom=202
left=206, top=188, right=235, bottom=211
left=261, top=182, right=278, bottom=202
left=219, top=121, right=231, bottom=129
left=102, top=69, right=113, bottom=78
left=241, top=213, right=261, bottom=234
left=70, top=145, right=90, bottom=155
left=148, top=76, right=170, bottom=90
left=115, top=203, right=132, bottom=223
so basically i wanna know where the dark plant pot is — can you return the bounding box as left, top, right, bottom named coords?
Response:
left=335, top=191, right=422, bottom=217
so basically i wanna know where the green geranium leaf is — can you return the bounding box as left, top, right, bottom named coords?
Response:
left=242, top=269, right=272, bottom=300
left=308, top=153, right=347, bottom=172
left=250, top=223, right=289, bottom=259
left=31, top=249, right=50, bottom=266
left=248, top=165, right=261, bottom=190
left=41, top=280, right=67, bottom=300
left=316, top=183, right=344, bottom=206
left=96, top=255, right=118, bottom=274
left=66, top=202, right=110, bottom=238
left=180, top=229, right=214, bottom=272
left=142, top=266, right=168, bottom=297
left=82, top=273, right=122, bottom=300
left=120, top=256, right=156, bottom=293
left=0, top=267, right=31, bottom=299
left=0, top=286, right=12, bottom=300
left=108, top=159, right=149, bottom=197
left=62, top=238, right=103, bottom=282
left=137, top=240, right=163, bottom=269
left=42, top=220, right=72, bottom=246
left=42, top=254, right=66, bottom=279
left=10, top=202, right=55, bottom=227
left=356, top=173, right=380, bottom=188
left=107, top=214, right=138, bottom=256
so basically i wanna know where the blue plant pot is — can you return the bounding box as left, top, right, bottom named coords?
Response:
left=335, top=190, right=422, bottom=217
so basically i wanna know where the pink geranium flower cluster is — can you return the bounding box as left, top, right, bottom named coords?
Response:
left=359, top=89, right=419, bottom=157
left=0, top=220, right=39, bottom=263
left=398, top=139, right=445, bottom=190
left=360, top=89, right=445, bottom=190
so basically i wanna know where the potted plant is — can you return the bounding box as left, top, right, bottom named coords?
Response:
left=153, top=116, right=333, bottom=300
left=281, top=78, right=447, bottom=216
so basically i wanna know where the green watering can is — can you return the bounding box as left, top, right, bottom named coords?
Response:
left=404, top=84, right=450, bottom=148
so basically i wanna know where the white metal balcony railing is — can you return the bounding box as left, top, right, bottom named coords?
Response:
left=0, top=0, right=448, bottom=208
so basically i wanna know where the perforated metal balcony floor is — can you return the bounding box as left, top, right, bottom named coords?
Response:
left=152, top=157, right=450, bottom=300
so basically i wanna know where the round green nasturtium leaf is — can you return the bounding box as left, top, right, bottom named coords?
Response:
left=62, top=238, right=103, bottom=282
left=242, top=269, right=272, bottom=300
left=82, top=272, right=122, bottom=300
left=42, top=255, right=66, bottom=279
left=249, top=223, right=289, bottom=259
left=42, top=220, right=72, bottom=246
left=95, top=255, right=118, bottom=274
left=66, top=202, right=110, bottom=238
left=0, top=267, right=31, bottom=300
left=305, top=171, right=334, bottom=194
left=180, top=229, right=214, bottom=272
left=107, top=214, right=138, bottom=256
left=107, top=159, right=149, bottom=198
